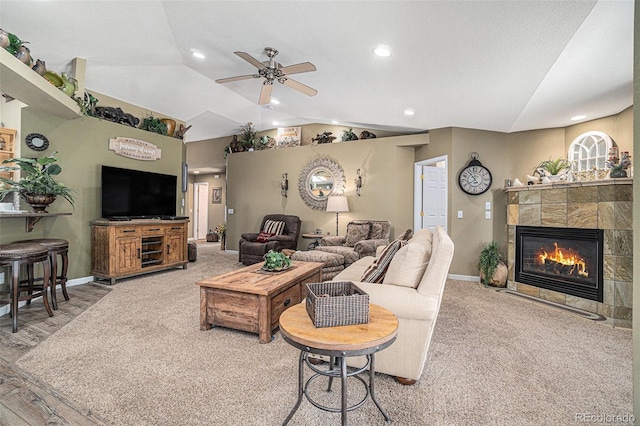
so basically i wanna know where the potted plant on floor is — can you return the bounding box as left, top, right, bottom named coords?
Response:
left=477, top=241, right=507, bottom=287
left=0, top=152, right=75, bottom=212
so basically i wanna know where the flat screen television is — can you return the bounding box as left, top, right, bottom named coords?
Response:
left=101, top=165, right=177, bottom=218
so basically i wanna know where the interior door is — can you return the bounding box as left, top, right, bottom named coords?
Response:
left=421, top=165, right=447, bottom=231
left=414, top=156, right=448, bottom=232
left=194, top=182, right=209, bottom=239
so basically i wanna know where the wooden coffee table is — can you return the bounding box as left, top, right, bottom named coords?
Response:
left=280, top=302, right=398, bottom=425
left=197, top=261, right=323, bottom=343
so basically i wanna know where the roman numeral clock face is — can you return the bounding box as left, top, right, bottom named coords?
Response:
left=458, top=158, right=492, bottom=195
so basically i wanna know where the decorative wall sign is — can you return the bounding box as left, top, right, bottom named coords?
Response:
left=212, top=187, right=222, bottom=204
left=109, top=137, right=162, bottom=161
left=276, top=127, right=301, bottom=148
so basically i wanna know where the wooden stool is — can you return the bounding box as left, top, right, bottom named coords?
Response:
left=0, top=243, right=53, bottom=333
left=16, top=239, right=69, bottom=310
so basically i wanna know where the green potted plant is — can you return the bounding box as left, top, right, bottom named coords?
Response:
left=341, top=127, right=358, bottom=142
left=140, top=115, right=168, bottom=135
left=536, top=157, right=571, bottom=178
left=0, top=152, right=75, bottom=212
left=238, top=122, right=257, bottom=150
left=263, top=249, right=292, bottom=271
left=477, top=241, right=506, bottom=287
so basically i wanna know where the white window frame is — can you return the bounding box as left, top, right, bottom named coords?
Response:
left=568, top=131, right=613, bottom=171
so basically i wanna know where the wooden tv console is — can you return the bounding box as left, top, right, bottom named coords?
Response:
left=91, top=218, right=189, bottom=284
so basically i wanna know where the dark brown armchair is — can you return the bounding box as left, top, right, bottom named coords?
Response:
left=238, top=214, right=302, bottom=265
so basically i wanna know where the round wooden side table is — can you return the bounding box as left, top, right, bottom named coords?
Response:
left=279, top=303, right=398, bottom=425
left=301, top=233, right=329, bottom=250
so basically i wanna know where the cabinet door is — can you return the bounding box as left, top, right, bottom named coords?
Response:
left=116, top=237, right=141, bottom=274
left=164, top=234, right=185, bottom=265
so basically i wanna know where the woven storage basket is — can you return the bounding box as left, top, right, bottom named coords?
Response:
left=305, top=281, right=369, bottom=328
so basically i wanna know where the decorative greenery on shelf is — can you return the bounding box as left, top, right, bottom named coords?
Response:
left=263, top=250, right=292, bottom=271
left=238, top=122, right=257, bottom=150
left=5, top=32, right=26, bottom=55
left=140, top=115, right=168, bottom=135
left=341, top=127, right=358, bottom=142
left=74, top=91, right=99, bottom=116
left=537, top=157, right=571, bottom=176
left=477, top=241, right=501, bottom=287
left=0, top=152, right=75, bottom=206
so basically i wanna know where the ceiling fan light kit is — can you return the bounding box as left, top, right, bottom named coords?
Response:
left=216, top=47, right=318, bottom=105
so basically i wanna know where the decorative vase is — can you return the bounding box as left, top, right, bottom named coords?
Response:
left=32, top=59, right=46, bottom=76
left=22, top=193, right=56, bottom=213
left=220, top=235, right=226, bottom=250
left=610, top=168, right=627, bottom=178
left=160, top=119, right=176, bottom=137
left=0, top=29, right=9, bottom=49
left=59, top=72, right=78, bottom=97
left=15, top=46, right=32, bottom=66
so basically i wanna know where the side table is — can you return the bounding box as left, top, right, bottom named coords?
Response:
left=279, top=303, right=398, bottom=425
left=301, top=233, right=329, bottom=250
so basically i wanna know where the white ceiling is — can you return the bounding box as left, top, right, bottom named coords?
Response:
left=1, top=1, right=634, bottom=143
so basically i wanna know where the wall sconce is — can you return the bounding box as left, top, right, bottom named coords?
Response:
left=281, top=172, right=289, bottom=197
left=355, top=169, right=363, bottom=196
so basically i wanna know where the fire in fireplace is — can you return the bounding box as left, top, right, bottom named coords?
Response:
left=515, top=226, right=603, bottom=302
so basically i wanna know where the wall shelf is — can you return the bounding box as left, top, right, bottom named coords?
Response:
left=0, top=212, right=72, bottom=232
left=0, top=48, right=81, bottom=119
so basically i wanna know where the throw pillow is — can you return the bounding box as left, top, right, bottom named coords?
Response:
left=360, top=238, right=407, bottom=283
left=345, top=222, right=371, bottom=247
left=263, top=219, right=285, bottom=235
left=256, top=231, right=275, bottom=243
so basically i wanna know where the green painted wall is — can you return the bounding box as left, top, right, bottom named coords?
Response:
left=0, top=112, right=185, bottom=280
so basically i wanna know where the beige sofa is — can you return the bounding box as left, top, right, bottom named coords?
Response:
left=330, top=226, right=454, bottom=383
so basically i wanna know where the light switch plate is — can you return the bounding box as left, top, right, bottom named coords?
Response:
left=228, top=208, right=234, bottom=214
left=457, top=210, right=463, bottom=219
left=485, top=201, right=491, bottom=210
left=485, top=211, right=491, bottom=219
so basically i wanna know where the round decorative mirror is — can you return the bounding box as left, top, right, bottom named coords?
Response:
left=25, top=133, right=49, bottom=151
left=298, top=157, right=346, bottom=210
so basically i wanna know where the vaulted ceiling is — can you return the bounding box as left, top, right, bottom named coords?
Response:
left=1, top=1, right=633, bottom=143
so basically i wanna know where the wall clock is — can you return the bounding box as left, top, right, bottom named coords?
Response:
left=458, top=152, right=492, bottom=195
left=25, top=133, right=49, bottom=151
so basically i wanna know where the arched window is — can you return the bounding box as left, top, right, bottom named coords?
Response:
left=568, top=131, right=613, bottom=171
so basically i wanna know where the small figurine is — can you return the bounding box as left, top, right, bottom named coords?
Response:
left=312, top=132, right=336, bottom=144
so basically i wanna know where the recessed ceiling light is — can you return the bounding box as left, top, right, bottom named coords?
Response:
left=191, top=49, right=205, bottom=59
left=272, top=121, right=279, bottom=126
left=571, top=115, right=586, bottom=121
left=270, top=98, right=280, bottom=105
left=331, top=120, right=339, bottom=125
left=373, top=44, right=392, bottom=57
left=404, top=109, right=415, bottom=116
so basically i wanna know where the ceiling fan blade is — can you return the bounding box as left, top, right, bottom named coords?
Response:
left=279, top=62, right=316, bottom=76
left=234, top=51, right=267, bottom=70
left=281, top=78, right=318, bottom=97
left=258, top=82, right=273, bottom=105
left=215, top=74, right=259, bottom=84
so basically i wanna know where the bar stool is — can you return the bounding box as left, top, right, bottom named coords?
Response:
left=15, top=239, right=69, bottom=310
left=0, top=242, right=53, bottom=333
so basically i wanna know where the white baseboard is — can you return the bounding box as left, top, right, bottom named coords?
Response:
left=448, top=274, right=480, bottom=282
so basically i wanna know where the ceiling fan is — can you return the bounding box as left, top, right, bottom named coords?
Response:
left=215, top=47, right=317, bottom=105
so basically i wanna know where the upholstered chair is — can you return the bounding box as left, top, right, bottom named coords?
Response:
left=238, top=214, right=302, bottom=265
left=315, top=220, right=391, bottom=266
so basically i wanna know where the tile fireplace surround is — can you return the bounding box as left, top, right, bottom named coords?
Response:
left=506, top=178, right=632, bottom=327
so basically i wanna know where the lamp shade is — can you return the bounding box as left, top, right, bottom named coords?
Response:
left=326, top=195, right=349, bottom=212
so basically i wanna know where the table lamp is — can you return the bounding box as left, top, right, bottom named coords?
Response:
left=326, top=195, right=349, bottom=236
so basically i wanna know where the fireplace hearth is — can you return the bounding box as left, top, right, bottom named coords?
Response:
left=515, top=226, right=603, bottom=302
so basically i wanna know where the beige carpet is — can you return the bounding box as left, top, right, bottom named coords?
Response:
left=16, top=244, right=632, bottom=425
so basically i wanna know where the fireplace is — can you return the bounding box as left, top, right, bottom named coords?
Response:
left=515, top=226, right=604, bottom=302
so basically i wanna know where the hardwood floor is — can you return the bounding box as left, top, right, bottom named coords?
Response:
left=0, top=283, right=112, bottom=425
